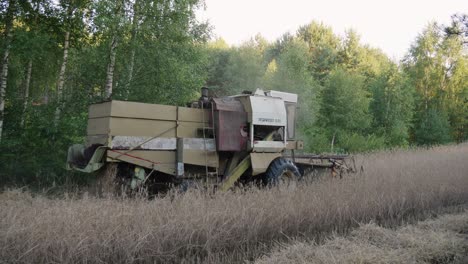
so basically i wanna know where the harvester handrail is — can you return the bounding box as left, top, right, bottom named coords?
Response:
left=201, top=102, right=209, bottom=179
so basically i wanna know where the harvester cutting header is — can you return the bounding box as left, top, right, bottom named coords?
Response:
left=67, top=88, right=352, bottom=193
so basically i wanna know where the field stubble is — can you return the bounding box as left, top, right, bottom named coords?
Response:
left=1, top=144, right=468, bottom=263
left=255, top=210, right=468, bottom=264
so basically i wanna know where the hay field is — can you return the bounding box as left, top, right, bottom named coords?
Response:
left=255, top=210, right=468, bottom=264
left=1, top=144, right=468, bottom=263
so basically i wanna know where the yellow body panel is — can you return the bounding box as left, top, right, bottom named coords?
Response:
left=183, top=149, right=218, bottom=167
left=250, top=152, right=281, bottom=175
left=177, top=106, right=210, bottom=123
left=85, top=101, right=215, bottom=176
left=107, top=150, right=176, bottom=175
left=86, top=101, right=210, bottom=144
left=89, top=100, right=177, bottom=120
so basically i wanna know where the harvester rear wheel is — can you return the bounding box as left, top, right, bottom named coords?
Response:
left=263, top=158, right=302, bottom=186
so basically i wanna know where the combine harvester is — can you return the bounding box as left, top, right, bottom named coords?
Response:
left=67, top=88, right=354, bottom=194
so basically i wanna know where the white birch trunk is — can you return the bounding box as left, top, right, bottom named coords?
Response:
left=104, top=0, right=126, bottom=100
left=54, top=31, right=70, bottom=127
left=20, top=59, right=33, bottom=127
left=330, top=131, right=336, bottom=152
left=105, top=36, right=118, bottom=100
left=0, top=0, right=15, bottom=142
left=125, top=48, right=136, bottom=100
left=0, top=48, right=9, bottom=141
left=125, top=0, right=140, bottom=99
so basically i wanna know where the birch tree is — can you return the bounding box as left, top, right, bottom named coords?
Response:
left=54, top=31, right=70, bottom=127
left=54, top=0, right=89, bottom=127
left=317, top=67, right=371, bottom=150
left=103, top=0, right=125, bottom=100
left=20, top=59, right=32, bottom=127
left=404, top=23, right=442, bottom=112
left=124, top=0, right=140, bottom=98
left=404, top=21, right=467, bottom=144
left=0, top=0, right=16, bottom=142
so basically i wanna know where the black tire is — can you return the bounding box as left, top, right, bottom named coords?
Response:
left=263, top=158, right=302, bottom=186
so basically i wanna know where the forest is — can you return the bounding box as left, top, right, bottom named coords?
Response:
left=0, top=0, right=466, bottom=187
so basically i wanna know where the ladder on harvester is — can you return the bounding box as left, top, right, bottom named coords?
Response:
left=201, top=102, right=218, bottom=181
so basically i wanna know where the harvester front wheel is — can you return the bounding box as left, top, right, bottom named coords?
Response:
left=263, top=158, right=302, bottom=186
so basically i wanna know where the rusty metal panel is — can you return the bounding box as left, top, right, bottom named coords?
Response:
left=216, top=111, right=248, bottom=151
left=213, top=97, right=248, bottom=151
left=237, top=96, right=253, bottom=122
left=213, top=97, right=244, bottom=112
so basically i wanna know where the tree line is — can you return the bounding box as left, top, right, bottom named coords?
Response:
left=0, top=0, right=466, bottom=187
left=205, top=18, right=467, bottom=153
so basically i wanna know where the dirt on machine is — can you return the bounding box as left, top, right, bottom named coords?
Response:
left=67, top=88, right=354, bottom=194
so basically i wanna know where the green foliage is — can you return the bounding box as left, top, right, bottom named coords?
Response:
left=120, top=41, right=208, bottom=105
left=0, top=0, right=210, bottom=187
left=339, top=30, right=363, bottom=71
left=444, top=13, right=468, bottom=44
left=404, top=21, right=468, bottom=145
left=0, top=101, right=88, bottom=187
left=414, top=108, right=452, bottom=145
left=338, top=132, right=386, bottom=153
left=318, top=67, right=371, bottom=133
left=297, top=21, right=341, bottom=82
left=369, top=66, right=415, bottom=146
left=205, top=38, right=230, bottom=90
left=302, top=127, right=332, bottom=154
left=0, top=2, right=466, bottom=189
left=297, top=21, right=340, bottom=50
left=203, top=15, right=466, bottom=154
left=221, top=41, right=265, bottom=94
left=262, top=39, right=321, bottom=130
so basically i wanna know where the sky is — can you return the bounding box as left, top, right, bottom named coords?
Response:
left=197, top=0, right=468, bottom=60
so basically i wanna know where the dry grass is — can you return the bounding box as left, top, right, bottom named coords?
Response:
left=1, top=144, right=468, bottom=263
left=255, top=210, right=468, bottom=264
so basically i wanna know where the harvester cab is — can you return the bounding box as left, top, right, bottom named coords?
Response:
left=67, top=88, right=350, bottom=194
